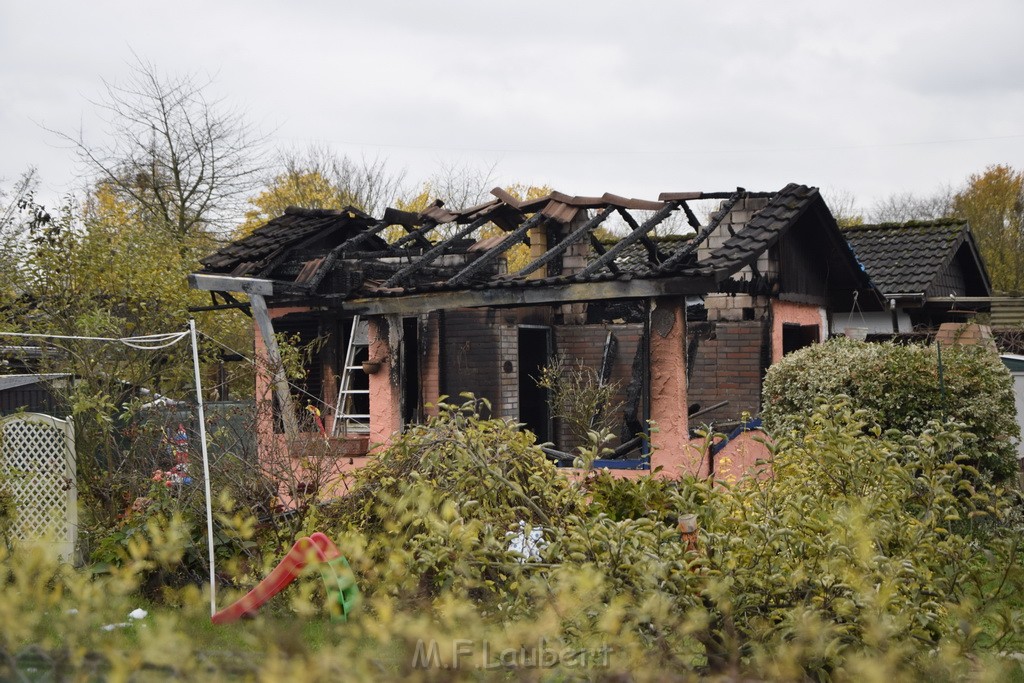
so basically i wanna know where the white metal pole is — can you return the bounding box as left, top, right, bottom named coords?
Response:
left=189, top=319, right=217, bottom=617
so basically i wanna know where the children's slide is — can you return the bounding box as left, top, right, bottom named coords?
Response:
left=211, top=532, right=359, bottom=625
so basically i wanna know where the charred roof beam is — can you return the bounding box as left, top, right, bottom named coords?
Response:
left=657, top=190, right=746, bottom=273
left=589, top=234, right=621, bottom=275
left=576, top=201, right=680, bottom=278
left=333, top=219, right=391, bottom=254
left=389, top=219, right=438, bottom=251
left=300, top=219, right=391, bottom=292
left=615, top=207, right=666, bottom=264
left=515, top=205, right=615, bottom=279
left=680, top=201, right=701, bottom=230
left=383, top=212, right=496, bottom=288
left=445, top=212, right=548, bottom=287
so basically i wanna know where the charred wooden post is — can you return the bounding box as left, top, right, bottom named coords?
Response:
left=384, top=213, right=496, bottom=288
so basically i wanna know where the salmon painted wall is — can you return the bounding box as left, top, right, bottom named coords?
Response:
left=367, top=316, right=402, bottom=448
left=253, top=298, right=779, bottom=507
left=647, top=297, right=695, bottom=477
left=771, top=300, right=828, bottom=363
left=708, top=430, right=772, bottom=482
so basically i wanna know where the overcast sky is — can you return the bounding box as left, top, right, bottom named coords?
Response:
left=2, top=0, right=1023, bottom=216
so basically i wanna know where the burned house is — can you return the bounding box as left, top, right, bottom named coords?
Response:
left=190, top=183, right=878, bottom=478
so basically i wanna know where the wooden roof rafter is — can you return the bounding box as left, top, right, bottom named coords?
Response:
left=576, top=201, right=681, bottom=278
left=383, top=212, right=505, bottom=288
left=298, top=218, right=391, bottom=291
left=614, top=207, right=666, bottom=264
left=445, top=212, right=548, bottom=287
left=657, top=190, right=746, bottom=273
left=514, top=205, right=616, bottom=279
left=389, top=218, right=439, bottom=251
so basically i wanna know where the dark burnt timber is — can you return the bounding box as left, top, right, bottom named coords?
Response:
left=390, top=218, right=438, bottom=251
left=384, top=213, right=497, bottom=288
left=615, top=207, right=666, bottom=264
left=193, top=184, right=853, bottom=316
left=516, top=206, right=615, bottom=279
left=342, top=275, right=715, bottom=316
left=577, top=201, right=680, bottom=278
left=657, top=190, right=745, bottom=273
left=445, top=212, right=547, bottom=287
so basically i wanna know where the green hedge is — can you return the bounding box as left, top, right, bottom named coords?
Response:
left=762, top=337, right=1020, bottom=482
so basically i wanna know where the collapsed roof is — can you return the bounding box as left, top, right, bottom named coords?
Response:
left=195, top=183, right=873, bottom=314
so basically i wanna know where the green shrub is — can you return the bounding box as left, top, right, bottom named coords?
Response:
left=585, top=467, right=684, bottom=522
left=4, top=401, right=1024, bottom=680
left=319, top=397, right=587, bottom=603
left=762, top=337, right=1020, bottom=482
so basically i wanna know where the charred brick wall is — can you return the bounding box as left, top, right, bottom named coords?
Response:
left=440, top=308, right=503, bottom=416
left=553, top=323, right=644, bottom=452
left=686, top=320, right=766, bottom=424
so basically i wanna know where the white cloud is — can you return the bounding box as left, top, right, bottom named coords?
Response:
left=1, top=0, right=1023, bottom=214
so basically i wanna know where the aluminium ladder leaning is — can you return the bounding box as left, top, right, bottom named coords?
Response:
left=331, top=316, right=371, bottom=436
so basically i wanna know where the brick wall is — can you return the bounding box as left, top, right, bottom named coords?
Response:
left=698, top=196, right=775, bottom=322
left=697, top=197, right=771, bottom=269
left=553, top=323, right=644, bottom=451
left=441, top=308, right=502, bottom=416
left=687, top=320, right=766, bottom=424
left=420, top=312, right=441, bottom=417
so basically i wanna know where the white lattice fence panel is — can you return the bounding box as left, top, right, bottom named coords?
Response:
left=0, top=414, right=76, bottom=560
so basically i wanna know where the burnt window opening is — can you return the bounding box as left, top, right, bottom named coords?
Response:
left=782, top=323, right=820, bottom=356
left=270, top=315, right=327, bottom=434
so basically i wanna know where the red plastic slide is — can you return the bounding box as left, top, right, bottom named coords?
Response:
left=211, top=532, right=352, bottom=625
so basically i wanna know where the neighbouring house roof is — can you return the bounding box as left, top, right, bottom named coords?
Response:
left=195, top=183, right=873, bottom=314
left=842, top=220, right=991, bottom=300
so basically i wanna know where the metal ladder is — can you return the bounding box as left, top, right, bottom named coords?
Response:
left=331, top=316, right=370, bottom=436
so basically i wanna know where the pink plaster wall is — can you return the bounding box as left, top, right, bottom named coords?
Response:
left=253, top=319, right=283, bottom=466
left=647, top=298, right=695, bottom=477
left=771, top=300, right=826, bottom=363
left=254, top=300, right=777, bottom=507
left=709, top=431, right=772, bottom=482
left=252, top=305, right=380, bottom=508
left=253, top=305, right=320, bottom=463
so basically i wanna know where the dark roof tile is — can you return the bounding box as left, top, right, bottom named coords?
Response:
left=842, top=221, right=967, bottom=295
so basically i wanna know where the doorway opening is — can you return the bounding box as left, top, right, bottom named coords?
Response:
left=518, top=327, right=551, bottom=443
left=402, top=317, right=421, bottom=425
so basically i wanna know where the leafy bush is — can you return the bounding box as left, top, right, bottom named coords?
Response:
left=762, top=336, right=1020, bottom=481
left=8, top=397, right=1024, bottom=680
left=318, top=397, right=586, bottom=602
left=537, top=353, right=623, bottom=446
left=584, top=467, right=684, bottom=522
left=695, top=403, right=1023, bottom=677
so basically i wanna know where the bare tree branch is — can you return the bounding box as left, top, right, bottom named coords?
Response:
left=51, top=57, right=266, bottom=238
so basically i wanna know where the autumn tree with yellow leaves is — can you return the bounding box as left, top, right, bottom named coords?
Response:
left=952, top=164, right=1024, bottom=292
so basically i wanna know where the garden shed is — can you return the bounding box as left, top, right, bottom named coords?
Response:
left=840, top=219, right=991, bottom=334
